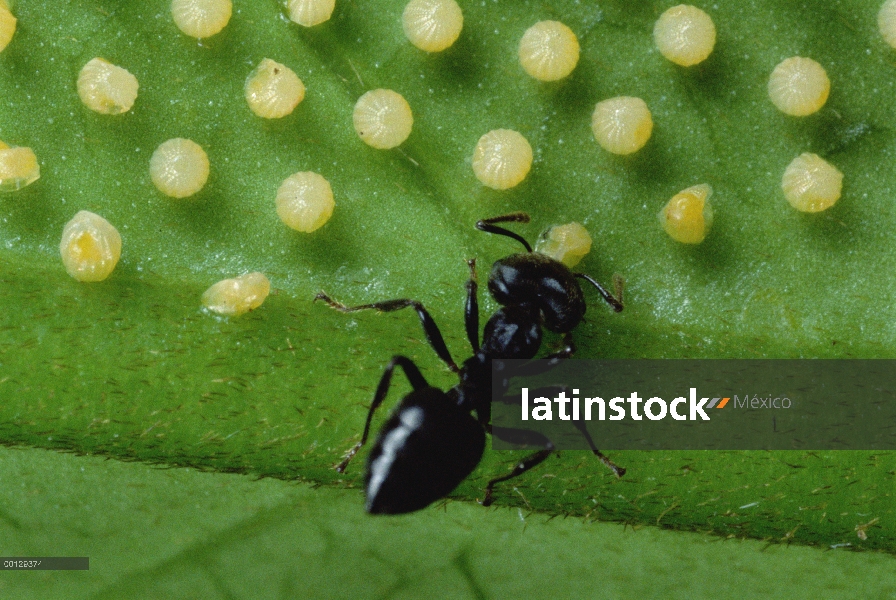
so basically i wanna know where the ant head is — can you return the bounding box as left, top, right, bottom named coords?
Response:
left=487, top=253, right=587, bottom=333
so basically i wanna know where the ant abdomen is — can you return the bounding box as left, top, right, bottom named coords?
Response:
left=365, top=387, right=485, bottom=515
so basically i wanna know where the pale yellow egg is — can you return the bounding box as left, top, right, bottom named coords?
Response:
left=0, top=3, right=16, bottom=53
left=781, top=153, right=842, bottom=212
left=591, top=96, right=653, bottom=155
left=77, top=58, right=139, bottom=115
left=202, top=272, right=271, bottom=316
left=287, top=0, right=335, bottom=27
left=535, top=222, right=592, bottom=267
left=59, top=211, right=122, bottom=282
left=518, top=20, right=580, bottom=82
left=276, top=171, right=335, bottom=232
left=353, top=89, right=414, bottom=149
left=245, top=59, right=305, bottom=119
left=653, top=4, right=716, bottom=67
left=402, top=0, right=463, bottom=52
left=471, top=129, right=533, bottom=190
left=171, top=0, right=232, bottom=38
left=768, top=57, right=830, bottom=117
left=0, top=142, right=39, bottom=192
left=659, top=184, right=713, bottom=244
left=879, top=0, right=896, bottom=49
left=150, top=138, right=210, bottom=198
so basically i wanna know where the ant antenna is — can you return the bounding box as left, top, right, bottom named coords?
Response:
left=475, top=212, right=533, bottom=252
left=575, top=273, right=624, bottom=312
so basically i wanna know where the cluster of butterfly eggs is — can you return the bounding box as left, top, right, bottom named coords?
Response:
left=649, top=5, right=847, bottom=243
left=168, top=0, right=336, bottom=38
left=349, top=2, right=846, bottom=245
left=0, top=1, right=885, bottom=308
left=0, top=3, right=37, bottom=194
left=0, top=0, right=347, bottom=313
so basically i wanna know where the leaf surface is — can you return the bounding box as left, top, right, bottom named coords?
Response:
left=1, top=0, right=895, bottom=574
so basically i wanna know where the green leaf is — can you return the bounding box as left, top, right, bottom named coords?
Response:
left=1, top=0, right=895, bottom=571
left=2, top=446, right=895, bottom=599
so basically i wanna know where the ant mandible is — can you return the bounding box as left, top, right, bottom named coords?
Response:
left=315, top=212, right=624, bottom=515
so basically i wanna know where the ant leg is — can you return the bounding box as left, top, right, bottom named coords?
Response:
left=335, top=355, right=428, bottom=473
left=544, top=333, right=575, bottom=361
left=575, top=273, right=624, bottom=313
left=465, top=259, right=480, bottom=353
left=475, top=213, right=533, bottom=252
left=480, top=345, right=576, bottom=431
left=503, top=336, right=574, bottom=381
left=492, top=384, right=625, bottom=480
left=574, top=419, right=626, bottom=478
left=480, top=426, right=554, bottom=507
left=531, top=382, right=624, bottom=477
left=315, top=292, right=460, bottom=373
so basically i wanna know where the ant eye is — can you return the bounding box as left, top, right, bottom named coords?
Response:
left=535, top=222, right=592, bottom=267
left=659, top=184, right=713, bottom=244
left=518, top=20, right=580, bottom=82
left=471, top=129, right=533, bottom=190
left=150, top=138, right=210, bottom=199
left=202, top=272, right=271, bottom=316
left=591, top=96, right=653, bottom=155
left=768, top=57, right=830, bottom=117
left=59, top=211, right=122, bottom=282
left=286, top=0, right=336, bottom=27
left=77, top=58, right=139, bottom=115
left=245, top=58, right=305, bottom=119
left=653, top=5, right=716, bottom=67
left=402, top=0, right=463, bottom=53
left=171, top=0, right=233, bottom=39
left=781, top=153, right=842, bottom=213
left=0, top=3, right=17, bottom=53
left=276, top=171, right=335, bottom=232
left=0, top=142, right=40, bottom=191
left=353, top=89, right=414, bottom=149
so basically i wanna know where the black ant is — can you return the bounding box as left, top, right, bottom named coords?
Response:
left=315, top=213, right=624, bottom=515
